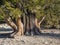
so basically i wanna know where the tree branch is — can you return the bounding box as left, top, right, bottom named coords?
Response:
left=4, top=16, right=17, bottom=31
left=38, top=15, right=46, bottom=25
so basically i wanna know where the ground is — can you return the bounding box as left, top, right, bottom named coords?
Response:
left=0, top=36, right=60, bottom=45
left=0, top=24, right=60, bottom=45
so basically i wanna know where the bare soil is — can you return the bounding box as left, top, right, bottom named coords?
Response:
left=0, top=24, right=60, bottom=45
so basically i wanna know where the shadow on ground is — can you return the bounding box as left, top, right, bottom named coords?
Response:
left=0, top=28, right=60, bottom=39
left=38, top=33, right=60, bottom=39
left=0, top=28, right=12, bottom=31
left=0, top=33, right=60, bottom=39
left=0, top=33, right=14, bottom=38
left=0, top=28, right=14, bottom=38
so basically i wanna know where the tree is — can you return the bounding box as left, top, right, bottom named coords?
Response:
left=0, top=0, right=60, bottom=37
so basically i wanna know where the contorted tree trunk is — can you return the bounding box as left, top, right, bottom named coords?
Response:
left=25, top=13, right=46, bottom=35
left=4, top=16, right=24, bottom=36
left=4, top=9, right=46, bottom=36
left=24, top=9, right=41, bottom=35
left=4, top=10, right=46, bottom=36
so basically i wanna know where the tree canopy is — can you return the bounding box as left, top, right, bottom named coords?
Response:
left=0, top=0, right=60, bottom=28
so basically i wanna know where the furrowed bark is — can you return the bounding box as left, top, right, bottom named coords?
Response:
left=16, top=17, right=24, bottom=36
left=23, top=14, right=26, bottom=34
left=30, top=15, right=35, bottom=35
left=24, top=15, right=30, bottom=35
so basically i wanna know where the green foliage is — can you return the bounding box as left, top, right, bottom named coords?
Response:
left=0, top=0, right=22, bottom=19
left=0, top=0, right=60, bottom=28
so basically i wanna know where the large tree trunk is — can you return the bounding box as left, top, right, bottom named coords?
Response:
left=25, top=14, right=41, bottom=35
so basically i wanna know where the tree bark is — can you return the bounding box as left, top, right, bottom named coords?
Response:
left=24, top=15, right=31, bottom=35
left=35, top=15, right=46, bottom=29
left=38, top=15, right=46, bottom=26
left=23, top=14, right=26, bottom=34
left=34, top=17, right=41, bottom=35
left=30, top=15, right=35, bottom=36
left=4, top=17, right=17, bottom=32
left=4, top=16, right=18, bottom=36
left=16, top=17, right=24, bottom=36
